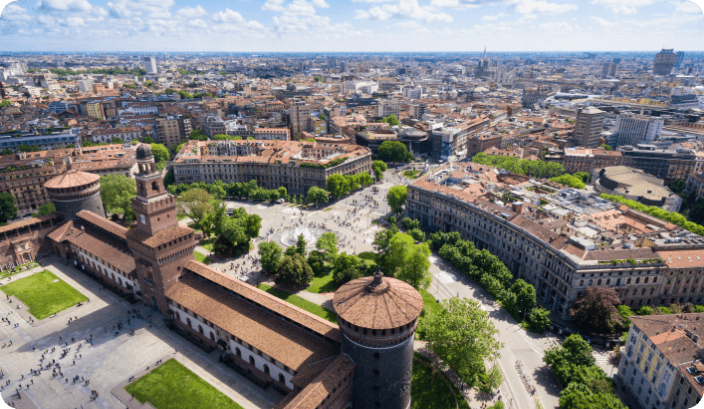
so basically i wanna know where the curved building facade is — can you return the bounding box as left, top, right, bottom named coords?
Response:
left=333, top=271, right=423, bottom=409
left=45, top=169, right=105, bottom=219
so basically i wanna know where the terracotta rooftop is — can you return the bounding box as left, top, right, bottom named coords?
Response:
left=333, top=273, right=423, bottom=330
left=76, top=210, right=128, bottom=240
left=184, top=261, right=340, bottom=343
left=166, top=272, right=339, bottom=371
left=0, top=214, right=60, bottom=235
left=274, top=354, right=355, bottom=409
left=44, top=169, right=100, bottom=189
left=125, top=225, right=194, bottom=248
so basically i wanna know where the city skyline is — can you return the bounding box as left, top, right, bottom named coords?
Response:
left=0, top=0, right=703, bottom=52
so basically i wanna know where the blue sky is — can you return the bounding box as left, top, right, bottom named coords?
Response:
left=0, top=0, right=702, bottom=51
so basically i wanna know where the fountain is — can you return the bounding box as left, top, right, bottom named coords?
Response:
left=281, top=226, right=317, bottom=247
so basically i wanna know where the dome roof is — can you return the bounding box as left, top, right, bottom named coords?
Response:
left=136, top=144, right=153, bottom=160
left=333, top=272, right=423, bottom=330
left=45, top=170, right=100, bottom=189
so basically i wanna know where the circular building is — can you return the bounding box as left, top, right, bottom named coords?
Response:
left=45, top=165, right=104, bottom=220
left=333, top=271, right=423, bottom=409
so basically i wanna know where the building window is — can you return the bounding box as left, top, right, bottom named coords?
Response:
left=249, top=356, right=255, bottom=365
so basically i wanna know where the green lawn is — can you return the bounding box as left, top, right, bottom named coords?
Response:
left=125, top=359, right=244, bottom=409
left=412, top=353, right=470, bottom=409
left=258, top=284, right=337, bottom=323
left=0, top=270, right=88, bottom=320
left=199, top=238, right=215, bottom=252
left=306, top=271, right=337, bottom=294
left=193, top=251, right=212, bottom=265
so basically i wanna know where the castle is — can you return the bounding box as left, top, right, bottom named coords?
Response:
left=30, top=144, right=423, bottom=408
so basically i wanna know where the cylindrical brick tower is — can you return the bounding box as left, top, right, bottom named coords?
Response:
left=333, top=270, right=423, bottom=409
left=45, top=159, right=104, bottom=220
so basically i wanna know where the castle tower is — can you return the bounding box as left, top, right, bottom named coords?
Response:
left=126, top=144, right=195, bottom=313
left=44, top=158, right=105, bottom=219
left=333, top=271, right=423, bottom=409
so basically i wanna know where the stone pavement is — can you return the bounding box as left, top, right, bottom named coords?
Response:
left=0, top=256, right=282, bottom=409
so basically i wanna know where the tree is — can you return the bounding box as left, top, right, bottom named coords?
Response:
left=214, top=208, right=261, bottom=256
left=378, top=141, right=409, bottom=162
left=372, top=160, right=387, bottom=180
left=316, top=232, right=338, bottom=262
left=510, top=279, right=537, bottom=314
left=305, top=186, right=329, bottom=206
left=259, top=241, right=282, bottom=274
left=275, top=253, right=314, bottom=287
left=599, top=144, right=613, bottom=151
left=569, top=287, right=625, bottom=334
left=573, top=172, right=590, bottom=183
left=100, top=175, right=136, bottom=221
left=0, top=149, right=12, bottom=155
left=36, top=203, right=57, bottom=216
left=550, top=174, right=585, bottom=189
left=326, top=174, right=348, bottom=200
left=0, top=192, right=18, bottom=222
left=151, top=143, right=169, bottom=164
left=177, top=188, right=214, bottom=229
left=387, top=185, right=407, bottom=214
left=141, top=136, right=155, bottom=144
left=381, top=114, right=399, bottom=126
left=424, top=298, right=503, bottom=385
left=527, top=307, right=552, bottom=332
left=408, top=228, right=425, bottom=242
left=558, top=382, right=626, bottom=409
left=401, top=217, right=421, bottom=231
left=333, top=252, right=362, bottom=284
left=382, top=232, right=431, bottom=288
left=111, top=137, right=124, bottom=144
left=18, top=144, right=41, bottom=153
left=0, top=100, right=12, bottom=108
left=188, top=130, right=208, bottom=141
left=295, top=234, right=307, bottom=256
left=307, top=250, right=327, bottom=275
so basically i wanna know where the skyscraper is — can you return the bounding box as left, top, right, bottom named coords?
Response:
left=289, top=101, right=311, bottom=136
left=574, top=107, right=605, bottom=148
left=675, top=51, right=686, bottom=68
left=143, top=56, right=158, bottom=75
left=653, top=49, right=677, bottom=75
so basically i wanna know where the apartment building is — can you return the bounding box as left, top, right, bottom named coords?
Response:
left=562, top=148, right=623, bottom=173
left=618, top=314, right=703, bottom=409
left=433, top=117, right=491, bottom=161
left=615, top=114, right=664, bottom=147
left=574, top=107, right=605, bottom=148
left=619, top=145, right=704, bottom=183
left=172, top=140, right=372, bottom=196
left=253, top=128, right=290, bottom=141
left=90, top=127, right=143, bottom=143
left=468, top=132, right=502, bottom=157
left=406, top=162, right=704, bottom=319
left=156, top=116, right=192, bottom=147
left=290, top=101, right=311, bottom=136
left=202, top=114, right=226, bottom=138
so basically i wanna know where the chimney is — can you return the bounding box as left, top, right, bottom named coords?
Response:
left=512, top=201, right=523, bottom=214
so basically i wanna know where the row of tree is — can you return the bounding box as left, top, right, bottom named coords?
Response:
left=600, top=193, right=704, bottom=237
left=326, top=173, right=375, bottom=200
left=472, top=152, right=565, bottom=179
left=378, top=141, right=414, bottom=163
left=429, top=230, right=552, bottom=332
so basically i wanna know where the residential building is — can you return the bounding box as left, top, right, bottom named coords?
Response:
left=618, top=314, right=703, bottom=409
left=173, top=140, right=371, bottom=196
left=574, top=107, right=605, bottom=148
left=253, top=128, right=290, bottom=141
left=406, top=162, right=704, bottom=319
left=84, top=102, right=104, bottom=119
left=377, top=100, right=400, bottom=118
left=615, top=113, right=664, bottom=147
left=562, top=148, right=623, bottom=173
left=202, top=114, right=226, bottom=138
left=290, top=101, right=311, bottom=136
left=654, top=49, right=678, bottom=76
left=90, top=127, right=143, bottom=144
left=156, top=116, right=192, bottom=147
left=619, top=145, right=704, bottom=183
left=468, top=132, right=502, bottom=157
left=77, top=79, right=93, bottom=94
left=402, top=86, right=423, bottom=100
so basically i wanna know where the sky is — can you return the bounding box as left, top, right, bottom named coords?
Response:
left=0, top=0, right=702, bottom=52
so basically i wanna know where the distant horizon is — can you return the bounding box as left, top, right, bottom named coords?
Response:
left=2, top=50, right=704, bottom=55
left=1, top=0, right=702, bottom=52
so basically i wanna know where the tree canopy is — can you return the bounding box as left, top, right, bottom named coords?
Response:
left=378, top=141, right=412, bottom=162
left=0, top=192, right=18, bottom=222
left=316, top=232, right=338, bottom=262
left=382, top=232, right=431, bottom=289
left=372, top=160, right=387, bottom=180
left=473, top=152, right=565, bottom=179
left=259, top=241, right=283, bottom=274
left=275, top=253, right=314, bottom=287
left=387, top=185, right=408, bottom=214
left=35, top=203, right=56, bottom=217
left=100, top=175, right=137, bottom=221
left=177, top=188, right=214, bottom=229
left=424, top=297, right=503, bottom=385
left=569, top=287, right=625, bottom=334
left=305, top=186, right=329, bottom=206
left=151, top=143, right=169, bottom=164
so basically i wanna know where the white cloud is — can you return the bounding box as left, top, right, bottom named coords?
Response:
left=481, top=12, right=505, bottom=19
left=352, top=0, right=395, bottom=2
left=675, top=0, right=702, bottom=14
left=175, top=6, right=209, bottom=19
left=429, top=0, right=510, bottom=8
left=107, top=0, right=174, bottom=19
left=590, top=0, right=654, bottom=14
left=514, top=0, right=577, bottom=14
left=1, top=4, right=32, bottom=21
left=310, top=0, right=330, bottom=7
left=355, top=0, right=453, bottom=22
left=36, top=0, right=93, bottom=12
left=211, top=9, right=246, bottom=23
left=262, top=0, right=286, bottom=12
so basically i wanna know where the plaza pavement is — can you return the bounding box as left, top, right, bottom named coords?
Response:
left=0, top=256, right=282, bottom=409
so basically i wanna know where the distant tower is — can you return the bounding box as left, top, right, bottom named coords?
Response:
left=653, top=49, right=677, bottom=75
left=126, top=145, right=195, bottom=313
left=0, top=82, right=5, bottom=99
left=333, top=270, right=423, bottom=409
left=143, top=56, right=158, bottom=75
left=44, top=157, right=105, bottom=220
